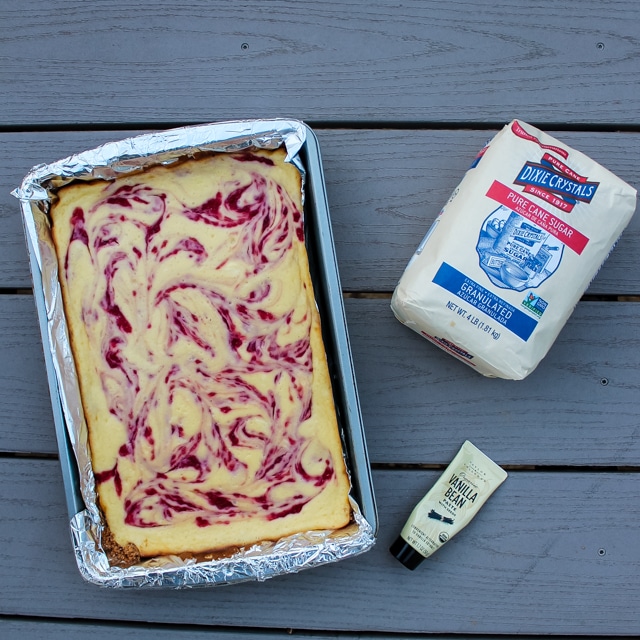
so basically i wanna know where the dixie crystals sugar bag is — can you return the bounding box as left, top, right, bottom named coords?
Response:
left=391, top=120, right=637, bottom=380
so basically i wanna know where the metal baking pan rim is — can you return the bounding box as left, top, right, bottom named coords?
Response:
left=301, top=125, right=378, bottom=534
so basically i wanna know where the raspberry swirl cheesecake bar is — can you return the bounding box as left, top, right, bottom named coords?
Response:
left=51, top=148, right=351, bottom=563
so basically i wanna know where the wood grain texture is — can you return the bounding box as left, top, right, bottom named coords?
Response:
left=0, top=295, right=55, bottom=454
left=1, top=1, right=639, bottom=126
left=347, top=299, right=640, bottom=466
left=2, top=129, right=638, bottom=293
left=2, top=2, right=639, bottom=637
left=0, top=620, right=441, bottom=640
left=0, top=622, right=620, bottom=640
left=1, top=458, right=638, bottom=635
left=317, top=129, right=640, bottom=295
left=2, top=295, right=638, bottom=467
left=0, top=622, right=316, bottom=640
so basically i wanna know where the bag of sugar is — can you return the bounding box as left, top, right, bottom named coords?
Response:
left=391, top=120, right=637, bottom=380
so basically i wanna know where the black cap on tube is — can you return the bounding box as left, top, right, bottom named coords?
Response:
left=390, top=536, right=425, bottom=570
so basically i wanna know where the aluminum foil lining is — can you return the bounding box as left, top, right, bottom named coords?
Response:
left=13, top=119, right=376, bottom=588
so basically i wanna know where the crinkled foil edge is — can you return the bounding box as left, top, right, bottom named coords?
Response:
left=71, top=497, right=374, bottom=588
left=13, top=118, right=376, bottom=588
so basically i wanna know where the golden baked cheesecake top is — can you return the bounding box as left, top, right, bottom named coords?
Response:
left=51, top=148, right=351, bottom=561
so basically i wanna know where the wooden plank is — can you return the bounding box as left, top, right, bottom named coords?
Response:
left=317, top=129, right=640, bottom=295
left=1, top=295, right=639, bottom=466
left=0, top=295, right=55, bottom=454
left=2, top=129, right=639, bottom=293
left=347, top=299, right=640, bottom=466
left=1, top=458, right=639, bottom=635
left=0, top=619, right=400, bottom=640
left=0, top=621, right=618, bottom=640
left=1, top=1, right=639, bottom=126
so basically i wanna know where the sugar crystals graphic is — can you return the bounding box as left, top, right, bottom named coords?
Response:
left=476, top=205, right=563, bottom=292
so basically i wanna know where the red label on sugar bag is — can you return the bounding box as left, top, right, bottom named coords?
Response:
left=486, top=181, right=589, bottom=255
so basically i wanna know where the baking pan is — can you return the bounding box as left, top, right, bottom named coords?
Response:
left=14, top=119, right=377, bottom=587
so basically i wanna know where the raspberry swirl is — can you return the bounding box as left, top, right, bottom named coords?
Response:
left=64, top=153, right=336, bottom=529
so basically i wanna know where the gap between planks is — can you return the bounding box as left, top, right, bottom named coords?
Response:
left=1, top=291, right=639, bottom=301
left=1, top=451, right=639, bottom=473
left=2, top=121, right=640, bottom=134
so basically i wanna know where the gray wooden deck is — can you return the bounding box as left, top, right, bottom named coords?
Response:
left=1, top=1, right=639, bottom=638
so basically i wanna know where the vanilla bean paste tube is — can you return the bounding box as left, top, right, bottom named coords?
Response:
left=390, top=441, right=507, bottom=570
